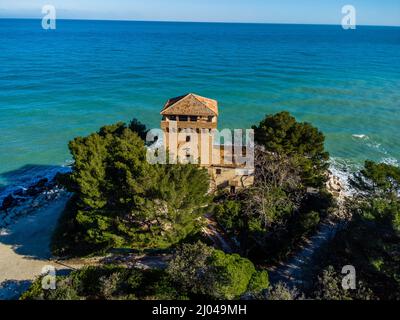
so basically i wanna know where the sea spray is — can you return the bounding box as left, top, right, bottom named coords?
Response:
left=328, top=157, right=362, bottom=196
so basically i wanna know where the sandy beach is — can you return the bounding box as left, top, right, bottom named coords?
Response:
left=0, top=195, right=70, bottom=299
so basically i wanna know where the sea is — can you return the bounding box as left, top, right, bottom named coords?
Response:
left=0, top=19, right=399, bottom=200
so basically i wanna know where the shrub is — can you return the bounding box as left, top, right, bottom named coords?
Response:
left=21, top=266, right=182, bottom=300
left=167, top=242, right=268, bottom=300
left=247, top=271, right=269, bottom=295
left=266, top=282, right=304, bottom=300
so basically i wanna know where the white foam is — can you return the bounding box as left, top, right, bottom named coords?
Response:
left=0, top=165, right=71, bottom=204
left=329, top=157, right=362, bottom=196
left=382, top=157, right=399, bottom=167
left=352, top=134, right=368, bottom=139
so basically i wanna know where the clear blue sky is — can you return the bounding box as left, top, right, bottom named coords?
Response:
left=0, top=0, right=399, bottom=26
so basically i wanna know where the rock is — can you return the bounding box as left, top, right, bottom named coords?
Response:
left=36, top=178, right=48, bottom=188
left=32, top=200, right=40, bottom=208
left=25, top=186, right=40, bottom=197
left=13, top=188, right=25, bottom=197
left=1, top=194, right=18, bottom=211
left=25, top=178, right=51, bottom=197
left=326, top=174, right=344, bottom=196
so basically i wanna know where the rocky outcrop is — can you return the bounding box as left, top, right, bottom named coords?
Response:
left=326, top=172, right=344, bottom=197
left=0, top=177, right=67, bottom=228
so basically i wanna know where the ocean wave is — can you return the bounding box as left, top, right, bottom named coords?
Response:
left=382, top=157, right=399, bottom=167
left=329, top=157, right=362, bottom=196
left=352, top=134, right=368, bottom=139
left=351, top=134, right=398, bottom=162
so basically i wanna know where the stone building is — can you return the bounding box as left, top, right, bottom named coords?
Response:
left=160, top=93, right=254, bottom=192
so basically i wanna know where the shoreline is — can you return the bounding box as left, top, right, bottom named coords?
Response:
left=0, top=193, right=70, bottom=300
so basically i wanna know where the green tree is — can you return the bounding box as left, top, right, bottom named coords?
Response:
left=166, top=241, right=216, bottom=295
left=129, top=118, right=148, bottom=141
left=351, top=161, right=400, bottom=230
left=252, top=112, right=329, bottom=187
left=310, top=161, right=400, bottom=300
left=61, top=121, right=211, bottom=251
left=167, top=242, right=269, bottom=299
left=351, top=160, right=400, bottom=198
left=313, top=266, right=374, bottom=300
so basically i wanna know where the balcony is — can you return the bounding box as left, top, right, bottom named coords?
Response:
left=161, top=120, right=217, bottom=130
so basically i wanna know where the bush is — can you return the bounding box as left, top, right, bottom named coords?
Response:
left=211, top=250, right=256, bottom=299
left=167, top=242, right=269, bottom=300
left=21, top=266, right=181, bottom=300
left=266, top=282, right=304, bottom=300
left=214, top=200, right=243, bottom=233
left=298, top=211, right=320, bottom=233
left=247, top=271, right=269, bottom=295
left=312, top=266, right=374, bottom=300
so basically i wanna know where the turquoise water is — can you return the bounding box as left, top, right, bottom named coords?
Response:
left=0, top=19, right=399, bottom=191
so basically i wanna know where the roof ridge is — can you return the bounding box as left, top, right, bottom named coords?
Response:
left=161, top=93, right=218, bottom=116
left=191, top=93, right=209, bottom=107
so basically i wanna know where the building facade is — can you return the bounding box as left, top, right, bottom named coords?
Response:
left=160, top=93, right=254, bottom=192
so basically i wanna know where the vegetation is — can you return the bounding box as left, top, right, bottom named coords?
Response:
left=266, top=282, right=304, bottom=300
left=42, top=112, right=399, bottom=301
left=252, top=111, right=329, bottom=188
left=53, top=120, right=211, bottom=255
left=167, top=242, right=269, bottom=299
left=22, top=242, right=268, bottom=300
left=214, top=113, right=334, bottom=262
left=21, top=265, right=184, bottom=300
left=308, top=161, right=400, bottom=300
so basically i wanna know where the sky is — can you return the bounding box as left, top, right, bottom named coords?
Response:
left=0, top=0, right=399, bottom=26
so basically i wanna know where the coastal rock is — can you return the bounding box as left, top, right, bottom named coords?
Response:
left=326, top=173, right=344, bottom=197
left=25, top=178, right=51, bottom=197
left=1, top=194, right=18, bottom=211
left=36, top=178, right=49, bottom=189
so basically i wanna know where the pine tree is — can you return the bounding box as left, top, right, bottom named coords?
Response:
left=64, top=121, right=211, bottom=251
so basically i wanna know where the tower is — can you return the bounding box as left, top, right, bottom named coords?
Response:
left=160, top=93, right=253, bottom=192
left=160, top=93, right=218, bottom=165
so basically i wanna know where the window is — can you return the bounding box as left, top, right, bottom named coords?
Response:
left=207, top=116, right=213, bottom=122
left=190, top=116, right=198, bottom=122
left=230, top=186, right=236, bottom=194
left=169, top=115, right=176, bottom=121
left=179, top=115, right=188, bottom=121
left=186, top=136, right=191, bottom=142
left=216, top=169, right=222, bottom=175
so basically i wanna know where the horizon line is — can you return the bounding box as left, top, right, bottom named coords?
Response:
left=0, top=17, right=399, bottom=28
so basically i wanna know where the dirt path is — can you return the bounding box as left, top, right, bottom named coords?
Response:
left=0, top=195, right=70, bottom=299
left=202, top=215, right=237, bottom=253
left=268, top=220, right=344, bottom=288
left=268, top=176, right=349, bottom=289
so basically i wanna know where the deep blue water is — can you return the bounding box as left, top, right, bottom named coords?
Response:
left=0, top=19, right=399, bottom=193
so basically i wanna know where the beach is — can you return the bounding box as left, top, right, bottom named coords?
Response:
left=0, top=191, right=69, bottom=299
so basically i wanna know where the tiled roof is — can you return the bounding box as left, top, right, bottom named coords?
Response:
left=161, top=93, right=218, bottom=116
